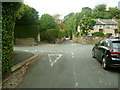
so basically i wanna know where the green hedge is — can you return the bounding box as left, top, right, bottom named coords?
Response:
left=40, top=29, right=59, bottom=43
left=40, top=29, right=65, bottom=43
left=93, top=32, right=105, bottom=36
left=2, top=2, right=21, bottom=74
left=14, top=25, right=39, bottom=39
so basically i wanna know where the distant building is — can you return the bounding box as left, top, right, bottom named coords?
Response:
left=78, top=19, right=119, bottom=36
left=90, top=19, right=118, bottom=36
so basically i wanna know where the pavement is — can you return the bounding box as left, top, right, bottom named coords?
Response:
left=13, top=50, right=34, bottom=66
left=14, top=40, right=119, bottom=88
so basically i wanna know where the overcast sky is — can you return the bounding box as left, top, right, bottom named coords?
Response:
left=23, top=0, right=120, bottom=19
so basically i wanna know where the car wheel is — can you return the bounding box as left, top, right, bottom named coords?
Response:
left=102, top=56, right=110, bottom=70
left=92, top=50, right=95, bottom=58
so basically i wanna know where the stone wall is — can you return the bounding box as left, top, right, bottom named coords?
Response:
left=15, top=38, right=35, bottom=46
left=73, top=36, right=107, bottom=44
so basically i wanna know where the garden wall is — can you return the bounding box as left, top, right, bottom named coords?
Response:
left=73, top=36, right=107, bottom=44
left=15, top=38, right=35, bottom=46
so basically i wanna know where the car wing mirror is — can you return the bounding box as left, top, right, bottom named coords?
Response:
left=95, top=44, right=97, bottom=46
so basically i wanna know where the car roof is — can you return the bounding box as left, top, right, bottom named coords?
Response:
left=104, top=38, right=120, bottom=42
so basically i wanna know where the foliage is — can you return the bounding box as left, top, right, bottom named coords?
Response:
left=79, top=17, right=96, bottom=35
left=14, top=25, right=39, bottom=39
left=118, top=19, right=120, bottom=33
left=93, top=32, right=105, bottom=36
left=39, top=14, right=57, bottom=33
left=63, top=13, right=76, bottom=39
left=2, top=2, right=21, bottom=73
left=16, top=4, right=39, bottom=25
left=94, top=4, right=106, bottom=12
left=58, top=30, right=65, bottom=39
left=40, top=29, right=59, bottom=43
left=108, top=7, right=120, bottom=19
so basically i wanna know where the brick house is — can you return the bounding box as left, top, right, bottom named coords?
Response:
left=90, top=19, right=119, bottom=36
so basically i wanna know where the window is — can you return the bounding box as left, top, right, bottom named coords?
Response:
left=106, top=25, right=110, bottom=28
left=98, top=40, right=109, bottom=47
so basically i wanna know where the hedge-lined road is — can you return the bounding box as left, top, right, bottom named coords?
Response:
left=14, top=40, right=119, bottom=88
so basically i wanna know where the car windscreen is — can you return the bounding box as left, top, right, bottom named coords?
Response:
left=112, top=41, right=120, bottom=48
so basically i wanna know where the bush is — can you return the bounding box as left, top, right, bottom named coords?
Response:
left=93, top=32, right=105, bottom=36
left=58, top=30, right=65, bottom=39
left=14, top=25, right=39, bottom=39
left=40, top=29, right=59, bottom=43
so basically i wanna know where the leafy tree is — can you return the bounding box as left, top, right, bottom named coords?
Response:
left=79, top=17, right=96, bottom=35
left=118, top=19, right=120, bottom=33
left=39, top=14, right=57, bottom=33
left=52, top=14, right=65, bottom=30
left=16, top=4, right=39, bottom=25
left=108, top=7, right=120, bottom=19
left=64, top=13, right=76, bottom=39
left=94, top=4, right=106, bottom=12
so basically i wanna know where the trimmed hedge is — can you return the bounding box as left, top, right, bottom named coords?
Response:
left=93, top=32, right=105, bottom=36
left=40, top=29, right=58, bottom=43
left=2, top=2, right=21, bottom=74
left=14, top=25, right=39, bottom=39
left=40, top=29, right=65, bottom=43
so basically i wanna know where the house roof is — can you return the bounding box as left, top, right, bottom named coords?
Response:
left=95, top=19, right=118, bottom=25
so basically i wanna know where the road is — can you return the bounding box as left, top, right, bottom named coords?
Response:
left=15, top=40, right=119, bottom=88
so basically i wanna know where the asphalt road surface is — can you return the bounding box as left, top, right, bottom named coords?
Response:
left=14, top=40, right=119, bottom=88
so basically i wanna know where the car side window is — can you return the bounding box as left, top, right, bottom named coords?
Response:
left=98, top=40, right=109, bottom=47
left=104, top=40, right=109, bottom=47
left=97, top=40, right=104, bottom=46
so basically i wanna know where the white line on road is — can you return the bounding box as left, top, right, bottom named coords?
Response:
left=48, top=54, right=62, bottom=67
left=73, top=64, right=78, bottom=88
left=71, top=52, right=74, bottom=58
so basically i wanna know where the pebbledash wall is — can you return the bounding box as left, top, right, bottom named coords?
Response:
left=73, top=36, right=107, bottom=44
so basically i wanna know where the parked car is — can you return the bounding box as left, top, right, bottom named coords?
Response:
left=109, top=36, right=120, bottom=39
left=92, top=38, right=120, bottom=70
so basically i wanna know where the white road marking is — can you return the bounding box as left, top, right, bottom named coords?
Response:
left=23, top=50, right=29, bottom=52
left=48, top=54, right=62, bottom=67
left=71, top=52, right=74, bottom=58
left=73, top=64, right=78, bottom=88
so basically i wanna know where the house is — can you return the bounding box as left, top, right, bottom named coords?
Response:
left=90, top=19, right=119, bottom=36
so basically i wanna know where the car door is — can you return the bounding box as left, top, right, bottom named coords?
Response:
left=96, top=40, right=109, bottom=61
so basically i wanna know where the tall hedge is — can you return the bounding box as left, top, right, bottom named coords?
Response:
left=2, top=2, right=21, bottom=73
left=14, top=25, right=39, bottom=39
left=40, top=29, right=65, bottom=43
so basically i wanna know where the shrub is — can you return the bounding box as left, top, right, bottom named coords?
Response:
left=40, top=29, right=59, bottom=43
left=58, top=31, right=65, bottom=39
left=93, top=32, right=105, bottom=36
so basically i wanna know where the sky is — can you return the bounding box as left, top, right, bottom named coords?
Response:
left=23, top=0, right=120, bottom=19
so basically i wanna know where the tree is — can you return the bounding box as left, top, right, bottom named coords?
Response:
left=52, top=14, right=65, bottom=30
left=118, top=19, right=120, bottom=34
left=94, top=4, right=106, bottom=12
left=39, top=14, right=57, bottom=33
left=16, top=4, right=39, bottom=25
left=79, top=17, right=96, bottom=35
left=108, top=7, right=120, bottom=19
left=64, top=13, right=76, bottom=39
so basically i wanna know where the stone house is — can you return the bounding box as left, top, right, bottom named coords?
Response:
left=78, top=19, right=119, bottom=36
left=90, top=19, right=119, bottom=36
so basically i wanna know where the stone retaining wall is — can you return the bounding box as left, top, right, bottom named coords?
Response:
left=73, top=36, right=107, bottom=44
left=15, top=38, right=35, bottom=46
